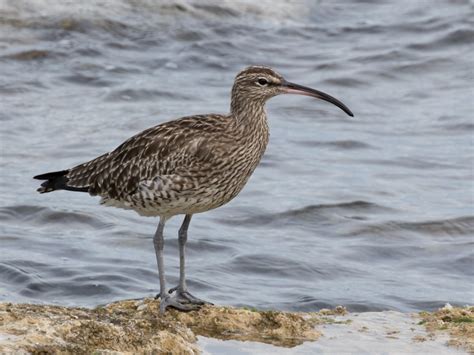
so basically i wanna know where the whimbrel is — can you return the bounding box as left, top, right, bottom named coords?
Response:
left=34, top=66, right=353, bottom=313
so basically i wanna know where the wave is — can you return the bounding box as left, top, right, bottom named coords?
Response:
left=0, top=0, right=313, bottom=33
left=105, top=89, right=193, bottom=102
left=407, top=28, right=474, bottom=51
left=293, top=139, right=372, bottom=150
left=0, top=205, right=111, bottom=229
left=351, top=216, right=474, bottom=237
left=215, top=201, right=391, bottom=227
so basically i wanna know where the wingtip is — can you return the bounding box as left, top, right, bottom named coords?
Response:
left=33, top=170, right=69, bottom=180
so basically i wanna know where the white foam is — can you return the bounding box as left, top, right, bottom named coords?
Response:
left=0, top=0, right=312, bottom=25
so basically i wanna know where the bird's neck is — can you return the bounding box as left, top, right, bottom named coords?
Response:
left=230, top=98, right=269, bottom=138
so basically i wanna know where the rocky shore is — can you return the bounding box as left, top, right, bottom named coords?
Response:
left=0, top=299, right=472, bottom=354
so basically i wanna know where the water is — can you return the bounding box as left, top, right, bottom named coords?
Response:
left=0, top=0, right=473, bottom=313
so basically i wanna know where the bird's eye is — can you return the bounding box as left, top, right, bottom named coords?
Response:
left=257, top=78, right=269, bottom=86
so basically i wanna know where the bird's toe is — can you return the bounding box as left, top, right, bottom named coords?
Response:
left=170, top=288, right=213, bottom=305
left=159, top=294, right=201, bottom=314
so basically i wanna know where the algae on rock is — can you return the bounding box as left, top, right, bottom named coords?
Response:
left=419, top=305, right=474, bottom=354
left=0, top=298, right=321, bottom=354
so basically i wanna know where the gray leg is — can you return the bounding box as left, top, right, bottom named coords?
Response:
left=178, top=214, right=192, bottom=291
left=153, top=217, right=199, bottom=314
left=154, top=218, right=167, bottom=299
left=169, top=214, right=212, bottom=305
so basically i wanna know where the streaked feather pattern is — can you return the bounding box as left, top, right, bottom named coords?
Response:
left=44, top=112, right=268, bottom=217
left=34, top=66, right=288, bottom=217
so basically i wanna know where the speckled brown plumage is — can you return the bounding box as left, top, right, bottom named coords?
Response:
left=34, top=65, right=353, bottom=313
left=35, top=67, right=279, bottom=217
left=66, top=112, right=268, bottom=217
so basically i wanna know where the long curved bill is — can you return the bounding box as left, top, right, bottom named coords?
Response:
left=282, top=81, right=354, bottom=117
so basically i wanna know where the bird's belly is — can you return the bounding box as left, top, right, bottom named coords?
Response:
left=99, top=154, right=261, bottom=217
left=100, top=183, right=242, bottom=217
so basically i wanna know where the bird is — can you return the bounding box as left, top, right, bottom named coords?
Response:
left=34, top=66, right=354, bottom=314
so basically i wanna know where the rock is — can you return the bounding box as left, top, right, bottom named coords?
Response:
left=0, top=298, right=321, bottom=354
left=1, top=299, right=472, bottom=354
left=419, top=305, right=474, bottom=353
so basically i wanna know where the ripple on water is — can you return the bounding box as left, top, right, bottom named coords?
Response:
left=293, top=139, right=373, bottom=150
left=407, top=28, right=474, bottom=51
left=389, top=58, right=453, bottom=75
left=60, top=74, right=116, bottom=87
left=0, top=262, right=32, bottom=285
left=321, top=77, right=368, bottom=88
left=2, top=50, right=67, bottom=61
left=0, top=205, right=111, bottom=230
left=20, top=280, right=115, bottom=299
left=215, top=201, right=393, bottom=227
left=105, top=89, right=192, bottom=102
left=0, top=258, right=156, bottom=304
left=351, top=216, right=474, bottom=238
left=439, top=122, right=474, bottom=133
left=223, top=253, right=363, bottom=281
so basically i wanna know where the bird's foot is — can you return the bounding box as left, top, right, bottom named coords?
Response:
left=168, top=286, right=213, bottom=305
left=158, top=293, right=200, bottom=314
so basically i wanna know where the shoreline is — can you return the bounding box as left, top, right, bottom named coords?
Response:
left=0, top=299, right=472, bottom=354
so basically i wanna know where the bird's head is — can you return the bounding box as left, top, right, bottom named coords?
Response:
left=231, top=66, right=353, bottom=117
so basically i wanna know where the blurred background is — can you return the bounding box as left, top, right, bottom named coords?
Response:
left=0, top=0, right=472, bottom=312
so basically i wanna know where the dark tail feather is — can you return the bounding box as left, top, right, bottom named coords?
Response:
left=34, top=170, right=88, bottom=193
